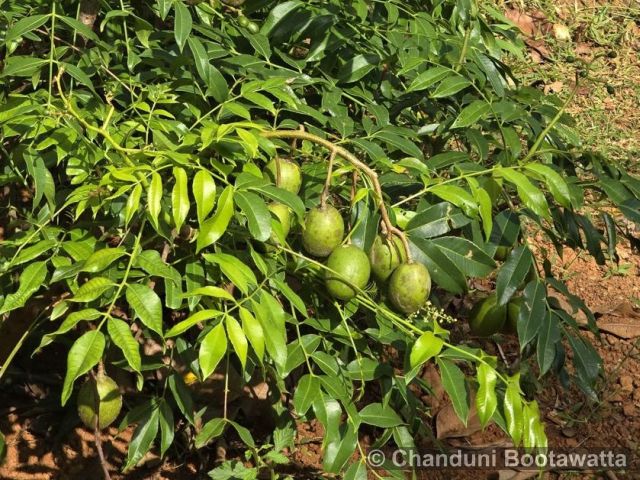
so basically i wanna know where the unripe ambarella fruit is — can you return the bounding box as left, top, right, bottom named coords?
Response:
left=505, top=296, right=525, bottom=334
left=388, top=262, right=431, bottom=314
left=469, top=294, right=506, bottom=337
left=324, top=245, right=371, bottom=300
left=302, top=205, right=344, bottom=257
left=77, top=374, right=122, bottom=430
left=369, top=235, right=407, bottom=282
left=267, top=203, right=291, bottom=244
left=265, top=158, right=302, bottom=194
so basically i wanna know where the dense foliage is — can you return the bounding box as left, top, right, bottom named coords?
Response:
left=1, top=0, right=639, bottom=476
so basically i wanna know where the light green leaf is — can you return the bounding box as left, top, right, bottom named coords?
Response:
left=451, top=100, right=491, bottom=128
left=239, top=307, right=264, bottom=362
left=195, top=418, right=226, bottom=448
left=69, top=277, right=115, bottom=303
left=475, top=363, right=497, bottom=427
left=293, top=374, right=320, bottom=416
left=495, top=168, right=550, bottom=219
left=199, top=322, right=227, bottom=378
left=437, top=358, right=469, bottom=425
left=82, top=248, right=126, bottom=273
left=525, top=163, right=572, bottom=208
left=225, top=315, right=248, bottom=370
left=126, top=284, right=163, bottom=337
left=165, top=309, right=221, bottom=338
left=197, top=186, right=234, bottom=252
left=0, top=261, right=47, bottom=314
left=173, top=1, right=192, bottom=52
left=147, top=171, right=163, bottom=229
left=171, top=167, right=189, bottom=231
left=504, top=376, right=524, bottom=446
left=193, top=170, right=216, bottom=224
left=124, top=407, right=160, bottom=470
left=235, top=191, right=271, bottom=242
left=107, top=318, right=142, bottom=375
left=359, top=403, right=404, bottom=428
left=125, top=184, right=142, bottom=226
left=61, top=330, right=105, bottom=405
left=409, top=331, right=444, bottom=369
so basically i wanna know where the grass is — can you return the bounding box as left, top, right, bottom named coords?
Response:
left=495, top=0, right=640, bottom=171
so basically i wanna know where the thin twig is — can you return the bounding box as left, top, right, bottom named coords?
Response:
left=320, top=150, right=336, bottom=209
left=94, top=420, right=112, bottom=480
left=261, top=130, right=413, bottom=262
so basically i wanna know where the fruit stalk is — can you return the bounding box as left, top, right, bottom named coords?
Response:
left=320, top=149, right=336, bottom=209
left=261, top=130, right=413, bottom=262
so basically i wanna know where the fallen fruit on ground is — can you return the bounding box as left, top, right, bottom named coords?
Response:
left=265, top=158, right=302, bottom=194
left=369, top=235, right=407, bottom=281
left=388, top=262, right=431, bottom=314
left=324, top=245, right=371, bottom=300
left=302, top=205, right=344, bottom=257
left=469, top=294, right=507, bottom=337
left=77, top=374, right=123, bottom=430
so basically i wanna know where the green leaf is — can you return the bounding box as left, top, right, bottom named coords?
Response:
left=158, top=400, right=175, bottom=458
left=338, top=54, right=379, bottom=83
left=293, top=374, right=320, bottom=416
left=239, top=307, right=264, bottom=362
left=0, top=431, right=5, bottom=464
left=126, top=284, right=163, bottom=337
left=195, top=418, right=226, bottom=448
left=525, top=163, right=572, bottom=208
left=359, top=403, right=403, bottom=428
left=69, top=277, right=115, bottom=303
left=82, top=248, right=126, bottom=273
left=409, top=237, right=467, bottom=294
left=5, top=14, right=49, bottom=44
left=432, top=76, right=471, bottom=98
left=537, top=312, right=560, bottom=376
left=567, top=334, right=602, bottom=386
left=475, top=363, right=497, bottom=427
left=204, top=253, right=257, bottom=295
left=430, top=185, right=478, bottom=217
left=252, top=293, right=287, bottom=373
left=495, top=168, right=550, bottom=219
left=173, top=1, right=192, bottom=52
left=125, top=183, right=142, bottom=226
left=0, top=261, right=47, bottom=314
left=495, top=245, right=533, bottom=306
left=197, top=186, right=234, bottom=252
left=251, top=185, right=305, bottom=221
left=124, top=406, right=160, bottom=470
left=183, top=286, right=234, bottom=301
left=171, top=167, right=190, bottom=232
left=165, top=309, right=221, bottom=338
left=193, top=170, right=217, bottom=224
left=407, top=66, right=450, bottom=92
left=409, top=331, right=444, bottom=369
left=431, top=237, right=496, bottom=278
left=225, top=315, right=248, bottom=370
left=517, top=280, right=546, bottom=350
left=187, top=36, right=228, bottom=102
left=437, top=358, right=469, bottom=425
left=261, top=1, right=303, bottom=35
left=11, top=239, right=56, bottom=267
left=1, top=57, right=47, bottom=77
left=107, top=318, right=142, bottom=375
left=235, top=191, right=271, bottom=242
left=147, top=171, right=163, bottom=229
left=61, top=330, right=105, bottom=405
left=168, top=374, right=195, bottom=425
left=503, top=376, right=524, bottom=446
left=229, top=420, right=255, bottom=448
left=199, top=322, right=227, bottom=378
left=451, top=100, right=491, bottom=128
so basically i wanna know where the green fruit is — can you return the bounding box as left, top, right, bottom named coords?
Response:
left=606, top=84, right=615, bottom=95
left=388, top=263, right=431, bottom=314
left=369, top=235, right=407, bottom=282
left=238, top=16, right=250, bottom=27
left=469, top=294, right=506, bottom=337
left=265, top=158, right=302, bottom=194
left=302, top=205, right=344, bottom=257
left=246, top=21, right=260, bottom=34
left=77, top=374, right=122, bottom=430
left=268, top=203, right=291, bottom=242
left=494, top=246, right=511, bottom=261
left=505, top=296, right=525, bottom=335
left=324, top=245, right=371, bottom=300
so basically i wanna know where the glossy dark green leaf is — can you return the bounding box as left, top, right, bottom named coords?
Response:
left=537, top=312, right=560, bottom=375
left=437, top=358, right=469, bottom=425
left=495, top=245, right=533, bottom=306
left=431, top=237, right=496, bottom=278
left=359, top=403, right=403, bottom=428
left=451, top=100, right=491, bottom=128
left=517, top=280, right=546, bottom=350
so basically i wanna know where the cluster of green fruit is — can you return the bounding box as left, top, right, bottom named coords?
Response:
left=77, top=373, right=123, bottom=430
left=264, top=158, right=432, bottom=315
left=468, top=293, right=525, bottom=337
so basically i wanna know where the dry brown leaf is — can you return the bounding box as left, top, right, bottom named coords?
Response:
left=421, top=363, right=447, bottom=413
left=596, top=313, right=640, bottom=340
left=498, top=470, right=540, bottom=480
left=505, top=9, right=546, bottom=37
left=436, top=404, right=482, bottom=439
